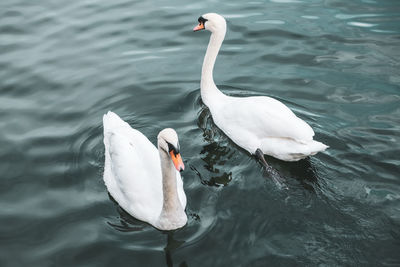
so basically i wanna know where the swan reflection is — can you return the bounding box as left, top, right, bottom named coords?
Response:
left=197, top=105, right=234, bottom=187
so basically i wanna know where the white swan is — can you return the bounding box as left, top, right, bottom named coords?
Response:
left=103, top=111, right=187, bottom=230
left=193, top=13, right=328, bottom=162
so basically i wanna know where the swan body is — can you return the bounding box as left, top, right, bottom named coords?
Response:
left=194, top=13, right=328, bottom=161
left=103, top=111, right=187, bottom=230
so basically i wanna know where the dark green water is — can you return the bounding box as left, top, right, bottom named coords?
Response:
left=1, top=0, right=399, bottom=266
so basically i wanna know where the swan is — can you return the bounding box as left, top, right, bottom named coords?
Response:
left=193, top=13, right=328, bottom=165
left=103, top=111, right=187, bottom=231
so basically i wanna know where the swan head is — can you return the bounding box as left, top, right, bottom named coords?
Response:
left=158, top=128, right=184, bottom=172
left=193, top=13, right=226, bottom=34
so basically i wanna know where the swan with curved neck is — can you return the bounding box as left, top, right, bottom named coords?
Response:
left=103, top=111, right=187, bottom=230
left=193, top=13, right=328, bottom=165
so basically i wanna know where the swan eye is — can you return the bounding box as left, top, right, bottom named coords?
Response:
left=198, top=16, right=208, bottom=25
left=167, top=142, right=180, bottom=155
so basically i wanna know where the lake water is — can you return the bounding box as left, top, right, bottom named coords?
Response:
left=1, top=0, right=399, bottom=266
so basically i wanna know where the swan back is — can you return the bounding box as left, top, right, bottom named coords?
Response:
left=103, top=112, right=162, bottom=223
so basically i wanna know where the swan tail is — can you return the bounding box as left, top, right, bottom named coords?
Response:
left=289, top=140, right=328, bottom=161
left=306, top=140, right=328, bottom=153
left=103, top=111, right=132, bottom=154
left=103, top=111, right=130, bottom=133
left=261, top=137, right=328, bottom=161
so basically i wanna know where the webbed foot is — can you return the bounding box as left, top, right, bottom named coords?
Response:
left=255, top=148, right=288, bottom=190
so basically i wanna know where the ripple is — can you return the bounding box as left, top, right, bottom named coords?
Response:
left=335, top=13, right=379, bottom=20
left=347, top=21, right=378, bottom=28
left=270, top=0, right=302, bottom=3
left=301, top=15, right=319, bottom=20
left=222, top=13, right=263, bottom=19
left=315, top=51, right=366, bottom=63
left=244, top=29, right=307, bottom=39
left=255, top=20, right=286, bottom=25
left=1, top=0, right=400, bottom=265
left=261, top=53, right=318, bottom=66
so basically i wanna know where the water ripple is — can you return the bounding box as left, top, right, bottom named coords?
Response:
left=1, top=0, right=400, bottom=265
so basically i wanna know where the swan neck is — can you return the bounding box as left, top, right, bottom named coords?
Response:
left=158, top=149, right=185, bottom=223
left=201, top=29, right=226, bottom=104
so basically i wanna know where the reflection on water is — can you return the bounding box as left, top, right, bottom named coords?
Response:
left=197, top=96, right=321, bottom=191
left=107, top=194, right=145, bottom=232
left=164, top=232, right=187, bottom=267
left=108, top=207, right=189, bottom=267
left=197, top=105, right=234, bottom=187
left=276, top=158, right=321, bottom=192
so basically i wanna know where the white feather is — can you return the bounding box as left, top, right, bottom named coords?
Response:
left=198, top=13, right=328, bottom=161
left=103, top=111, right=186, bottom=229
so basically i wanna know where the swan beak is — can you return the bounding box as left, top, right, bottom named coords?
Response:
left=170, top=151, right=185, bottom=172
left=193, top=23, right=205, bottom=32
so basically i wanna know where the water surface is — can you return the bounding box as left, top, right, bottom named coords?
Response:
left=1, top=0, right=399, bottom=266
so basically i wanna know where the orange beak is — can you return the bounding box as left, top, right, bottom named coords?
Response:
left=193, top=23, right=205, bottom=32
left=170, top=151, right=185, bottom=172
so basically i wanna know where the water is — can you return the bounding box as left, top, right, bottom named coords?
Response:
left=1, top=0, right=399, bottom=266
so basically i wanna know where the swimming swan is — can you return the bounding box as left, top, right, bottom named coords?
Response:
left=103, top=111, right=187, bottom=230
left=193, top=13, right=328, bottom=164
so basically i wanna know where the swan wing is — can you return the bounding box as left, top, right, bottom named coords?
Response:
left=103, top=112, right=162, bottom=223
left=212, top=96, right=315, bottom=146
left=103, top=111, right=186, bottom=223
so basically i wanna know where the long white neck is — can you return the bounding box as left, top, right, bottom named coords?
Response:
left=201, top=28, right=227, bottom=106
left=157, top=149, right=186, bottom=230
